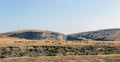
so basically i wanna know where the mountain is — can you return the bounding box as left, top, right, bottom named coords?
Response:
left=68, top=28, right=120, bottom=41
left=0, top=30, right=66, bottom=40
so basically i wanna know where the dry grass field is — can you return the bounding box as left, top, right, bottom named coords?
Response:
left=0, top=38, right=120, bottom=47
left=0, top=54, right=120, bottom=62
left=0, top=38, right=120, bottom=62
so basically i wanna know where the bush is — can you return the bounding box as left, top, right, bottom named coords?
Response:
left=80, top=47, right=86, bottom=52
left=19, top=52, right=27, bottom=56
left=0, top=56, right=5, bottom=58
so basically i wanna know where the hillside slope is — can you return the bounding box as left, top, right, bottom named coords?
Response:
left=68, top=28, right=120, bottom=41
left=0, top=28, right=120, bottom=41
left=0, top=30, right=66, bottom=40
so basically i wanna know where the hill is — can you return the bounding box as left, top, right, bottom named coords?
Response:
left=0, top=28, right=120, bottom=41
left=68, top=28, right=120, bottom=41
left=0, top=30, right=66, bottom=40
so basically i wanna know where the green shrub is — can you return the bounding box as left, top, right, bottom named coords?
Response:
left=19, top=52, right=27, bottom=56
left=80, top=47, right=86, bottom=52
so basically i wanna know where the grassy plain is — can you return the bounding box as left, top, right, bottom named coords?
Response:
left=0, top=38, right=120, bottom=62
left=0, top=54, right=120, bottom=62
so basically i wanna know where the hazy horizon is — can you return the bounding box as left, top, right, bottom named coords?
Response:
left=0, top=0, right=120, bottom=34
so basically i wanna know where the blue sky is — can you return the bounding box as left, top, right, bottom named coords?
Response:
left=0, top=0, right=120, bottom=34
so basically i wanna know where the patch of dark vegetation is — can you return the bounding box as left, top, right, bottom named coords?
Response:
left=0, top=45, right=119, bottom=58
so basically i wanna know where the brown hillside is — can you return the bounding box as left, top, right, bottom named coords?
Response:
left=0, top=30, right=66, bottom=41
left=68, top=28, right=120, bottom=41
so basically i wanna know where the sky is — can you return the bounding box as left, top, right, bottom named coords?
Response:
left=0, top=0, right=120, bottom=34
